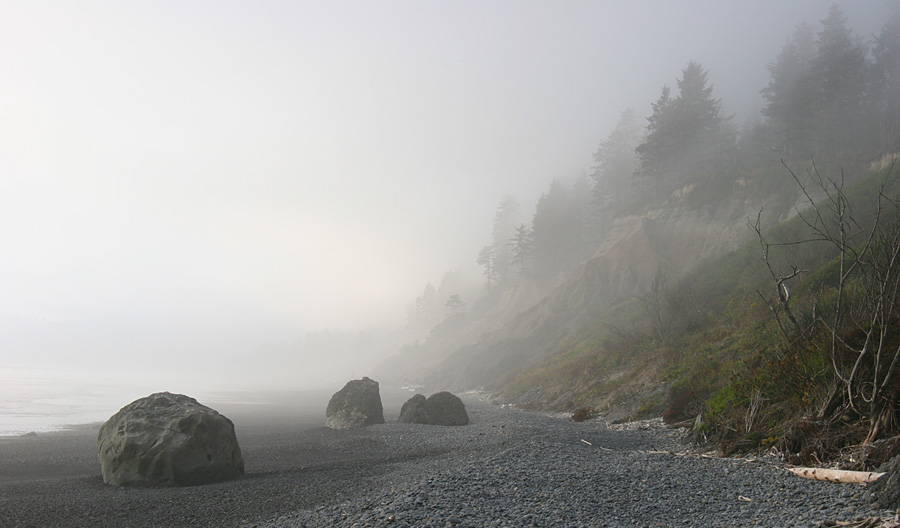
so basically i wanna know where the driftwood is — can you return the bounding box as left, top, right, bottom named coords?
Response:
left=813, top=517, right=900, bottom=528
left=788, top=467, right=885, bottom=483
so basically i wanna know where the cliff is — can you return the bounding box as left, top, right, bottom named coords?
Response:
left=375, top=181, right=782, bottom=397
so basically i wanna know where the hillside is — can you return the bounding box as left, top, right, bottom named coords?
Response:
left=373, top=3, right=900, bottom=462
left=374, top=156, right=900, bottom=465
left=375, top=168, right=797, bottom=394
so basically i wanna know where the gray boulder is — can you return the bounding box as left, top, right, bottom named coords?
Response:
left=97, top=392, right=244, bottom=487
left=424, top=391, right=469, bottom=425
left=325, top=377, right=385, bottom=429
left=397, top=393, right=429, bottom=424
left=398, top=391, right=468, bottom=426
left=872, top=454, right=900, bottom=508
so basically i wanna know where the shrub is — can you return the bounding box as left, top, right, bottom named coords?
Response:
left=571, top=407, right=596, bottom=422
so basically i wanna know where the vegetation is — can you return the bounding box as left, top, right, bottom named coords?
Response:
left=398, top=4, right=900, bottom=466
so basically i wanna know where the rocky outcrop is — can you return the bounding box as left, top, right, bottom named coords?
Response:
left=398, top=392, right=468, bottom=426
left=325, top=377, right=385, bottom=429
left=97, top=392, right=244, bottom=487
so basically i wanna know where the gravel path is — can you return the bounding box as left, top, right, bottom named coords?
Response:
left=0, top=395, right=894, bottom=528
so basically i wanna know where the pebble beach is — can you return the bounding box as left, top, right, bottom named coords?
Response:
left=0, top=394, right=894, bottom=528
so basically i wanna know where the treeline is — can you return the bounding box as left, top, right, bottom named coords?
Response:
left=473, top=3, right=899, bottom=289
left=404, top=4, right=900, bottom=328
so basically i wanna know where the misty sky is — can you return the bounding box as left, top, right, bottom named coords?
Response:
left=0, top=1, right=889, bottom=381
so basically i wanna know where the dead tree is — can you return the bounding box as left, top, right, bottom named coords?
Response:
left=755, top=159, right=900, bottom=444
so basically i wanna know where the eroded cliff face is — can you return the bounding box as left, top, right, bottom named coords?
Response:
left=423, top=194, right=759, bottom=392
left=371, top=277, right=550, bottom=388
left=378, top=185, right=777, bottom=394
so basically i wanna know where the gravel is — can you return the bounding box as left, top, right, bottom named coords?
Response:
left=257, top=399, right=895, bottom=528
left=1, top=395, right=894, bottom=528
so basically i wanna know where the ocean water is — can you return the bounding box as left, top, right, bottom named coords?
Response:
left=0, top=367, right=419, bottom=436
left=0, top=367, right=282, bottom=437
left=0, top=367, right=163, bottom=436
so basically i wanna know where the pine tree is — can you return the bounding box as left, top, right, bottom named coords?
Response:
left=531, top=179, right=573, bottom=281
left=591, top=108, right=640, bottom=211
left=811, top=4, right=869, bottom=153
left=509, top=223, right=534, bottom=275
left=476, top=195, right=521, bottom=286
left=636, top=62, right=728, bottom=197
left=761, top=23, right=818, bottom=158
left=872, top=2, right=900, bottom=152
left=635, top=85, right=675, bottom=199
left=671, top=61, right=729, bottom=175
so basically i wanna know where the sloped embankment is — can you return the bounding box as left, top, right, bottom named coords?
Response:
left=421, top=196, right=756, bottom=397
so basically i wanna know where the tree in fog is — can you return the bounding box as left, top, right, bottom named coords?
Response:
left=531, top=178, right=592, bottom=282
left=670, top=61, right=731, bottom=174
left=635, top=85, right=676, bottom=199
left=509, top=223, right=534, bottom=275
left=407, top=282, right=437, bottom=327
left=477, top=194, right=521, bottom=286
left=636, top=62, right=730, bottom=197
left=760, top=23, right=818, bottom=158
left=475, top=245, right=497, bottom=285
left=571, top=172, right=597, bottom=255
left=810, top=4, right=869, bottom=153
left=532, top=179, right=571, bottom=281
left=871, top=2, right=900, bottom=152
left=591, top=108, right=641, bottom=211
left=446, top=294, right=466, bottom=314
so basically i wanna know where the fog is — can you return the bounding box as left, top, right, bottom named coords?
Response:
left=0, top=1, right=888, bottom=391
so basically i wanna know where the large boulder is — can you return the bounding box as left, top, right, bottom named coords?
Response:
left=398, top=391, right=468, bottom=426
left=97, top=392, right=244, bottom=487
left=397, top=393, right=429, bottom=424
left=325, top=377, right=385, bottom=429
left=871, top=454, right=900, bottom=508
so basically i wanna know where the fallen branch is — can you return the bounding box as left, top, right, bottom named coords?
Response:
left=580, top=439, right=612, bottom=451
left=788, top=467, right=885, bottom=483
left=813, top=516, right=900, bottom=528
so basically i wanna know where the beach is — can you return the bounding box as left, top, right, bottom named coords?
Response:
left=0, top=393, right=895, bottom=528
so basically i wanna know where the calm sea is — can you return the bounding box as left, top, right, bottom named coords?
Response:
left=0, top=367, right=282, bottom=437
left=0, top=367, right=417, bottom=436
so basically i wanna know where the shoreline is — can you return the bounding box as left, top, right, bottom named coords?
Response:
left=0, top=385, right=423, bottom=438
left=1, top=396, right=895, bottom=528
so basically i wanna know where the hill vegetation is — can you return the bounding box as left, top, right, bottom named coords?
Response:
left=373, top=3, right=900, bottom=466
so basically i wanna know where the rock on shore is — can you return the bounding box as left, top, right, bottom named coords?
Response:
left=398, top=391, right=468, bottom=426
left=2, top=396, right=897, bottom=528
left=97, top=392, right=244, bottom=486
left=325, top=377, right=385, bottom=429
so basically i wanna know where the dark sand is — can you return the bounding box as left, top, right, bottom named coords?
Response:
left=0, top=389, right=457, bottom=528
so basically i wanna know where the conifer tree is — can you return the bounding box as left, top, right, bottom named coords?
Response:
left=872, top=2, right=900, bottom=152
left=636, top=62, right=729, bottom=197
left=811, top=4, right=869, bottom=153
left=591, top=107, right=641, bottom=210
left=509, top=223, right=534, bottom=275
left=761, top=23, right=817, bottom=158
left=635, top=85, right=675, bottom=199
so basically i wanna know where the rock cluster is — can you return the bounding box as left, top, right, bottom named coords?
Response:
left=398, top=391, right=468, bottom=426
left=325, top=377, right=385, bottom=429
left=97, top=392, right=244, bottom=487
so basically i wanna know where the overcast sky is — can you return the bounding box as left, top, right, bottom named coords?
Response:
left=0, top=1, right=889, bottom=383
